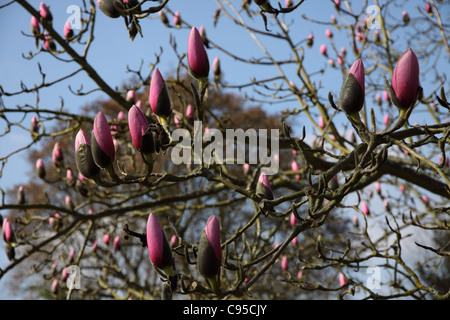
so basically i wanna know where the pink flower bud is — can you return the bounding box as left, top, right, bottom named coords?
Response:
left=187, top=26, right=210, bottom=80
left=103, top=233, right=110, bottom=245
left=2, top=218, right=13, bottom=243
left=126, top=90, right=135, bottom=103
left=325, top=29, right=333, bottom=38
left=391, top=48, right=420, bottom=109
left=198, top=215, right=222, bottom=279
left=92, top=112, right=115, bottom=168
left=146, top=213, right=173, bottom=271
left=422, top=195, right=429, bottom=204
left=64, top=20, right=74, bottom=39
left=113, top=236, right=121, bottom=250
left=361, top=201, right=370, bottom=215
left=173, top=11, right=181, bottom=28
left=256, top=172, right=273, bottom=200
left=36, top=158, right=46, bottom=179
left=212, top=56, right=221, bottom=82
left=149, top=68, right=172, bottom=118
left=186, top=104, right=194, bottom=120
left=128, top=105, right=155, bottom=153
left=52, top=141, right=63, bottom=165
left=291, top=161, right=300, bottom=180
left=381, top=113, right=389, bottom=127
left=39, top=2, right=52, bottom=21
left=319, top=44, right=327, bottom=56
left=339, top=273, right=346, bottom=286
left=338, top=58, right=365, bottom=115
left=281, top=255, right=288, bottom=271
left=290, top=212, right=297, bottom=227
left=75, top=129, right=100, bottom=179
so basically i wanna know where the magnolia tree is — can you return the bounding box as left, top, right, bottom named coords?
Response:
left=0, top=0, right=449, bottom=300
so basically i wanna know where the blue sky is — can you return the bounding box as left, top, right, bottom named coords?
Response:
left=0, top=0, right=445, bottom=299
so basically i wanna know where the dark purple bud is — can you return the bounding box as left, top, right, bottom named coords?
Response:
left=212, top=56, right=221, bottom=82
left=31, top=115, right=39, bottom=134
left=338, top=58, right=365, bottom=116
left=97, top=0, right=120, bottom=18
left=75, top=129, right=100, bottom=179
left=91, top=112, right=115, bottom=168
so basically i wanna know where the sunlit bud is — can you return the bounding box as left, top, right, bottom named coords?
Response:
left=325, top=29, right=333, bottom=38
left=188, top=26, right=210, bottom=80
left=39, top=2, right=53, bottom=22
left=391, top=48, right=420, bottom=109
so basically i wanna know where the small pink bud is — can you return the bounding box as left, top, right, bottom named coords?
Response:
left=319, top=44, right=327, bottom=56
left=186, top=104, right=194, bottom=120
left=325, top=29, right=333, bottom=38
left=291, top=161, right=300, bottom=180
left=383, top=113, right=389, bottom=126
left=281, top=256, right=288, bottom=271
left=36, top=158, right=46, bottom=179
left=173, top=11, right=181, bottom=28
left=361, top=201, right=370, bottom=215
left=113, top=236, right=121, bottom=250
left=339, top=273, right=346, bottom=286
left=422, top=195, right=429, bottom=204
left=64, top=20, right=74, bottom=39
left=103, top=233, right=111, bottom=245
